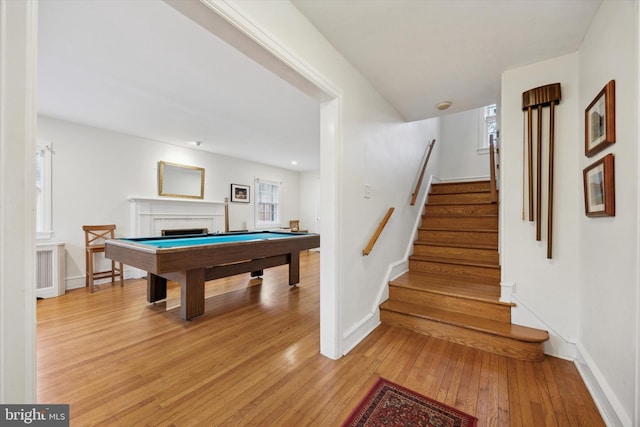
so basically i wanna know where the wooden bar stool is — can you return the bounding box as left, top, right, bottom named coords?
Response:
left=83, top=224, right=123, bottom=292
left=289, top=220, right=308, bottom=233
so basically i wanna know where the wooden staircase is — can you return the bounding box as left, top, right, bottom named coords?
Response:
left=380, top=180, right=549, bottom=362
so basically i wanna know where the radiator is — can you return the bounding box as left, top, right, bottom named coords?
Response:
left=36, top=242, right=65, bottom=298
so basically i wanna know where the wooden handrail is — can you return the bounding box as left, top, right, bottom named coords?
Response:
left=363, top=207, right=395, bottom=256
left=489, top=136, right=498, bottom=203
left=410, top=139, right=436, bottom=206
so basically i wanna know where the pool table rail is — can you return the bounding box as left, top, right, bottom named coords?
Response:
left=105, top=232, right=319, bottom=320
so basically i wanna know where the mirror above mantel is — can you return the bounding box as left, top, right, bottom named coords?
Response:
left=158, top=161, right=205, bottom=199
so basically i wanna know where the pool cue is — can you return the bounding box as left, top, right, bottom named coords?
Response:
left=527, top=106, right=533, bottom=221
left=547, top=101, right=556, bottom=259
left=522, top=111, right=526, bottom=221
left=522, top=83, right=561, bottom=257
left=536, top=105, right=542, bottom=241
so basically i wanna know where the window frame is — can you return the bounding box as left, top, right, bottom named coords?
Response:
left=36, top=140, right=53, bottom=240
left=254, top=178, right=281, bottom=229
left=477, top=104, right=497, bottom=154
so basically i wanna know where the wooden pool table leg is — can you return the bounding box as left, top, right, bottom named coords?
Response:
left=288, top=252, right=300, bottom=286
left=148, top=274, right=167, bottom=303
left=179, top=269, right=205, bottom=321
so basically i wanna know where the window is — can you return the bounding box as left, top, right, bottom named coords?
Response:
left=36, top=141, right=53, bottom=239
left=478, top=104, right=498, bottom=153
left=255, top=179, right=280, bottom=228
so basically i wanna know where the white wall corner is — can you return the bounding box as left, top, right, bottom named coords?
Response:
left=575, top=343, right=631, bottom=427
left=499, top=281, right=515, bottom=303
left=341, top=312, right=380, bottom=356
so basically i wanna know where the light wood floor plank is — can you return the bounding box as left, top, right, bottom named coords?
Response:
left=37, top=251, right=604, bottom=426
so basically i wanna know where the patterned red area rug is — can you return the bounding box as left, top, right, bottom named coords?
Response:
left=342, top=377, right=478, bottom=427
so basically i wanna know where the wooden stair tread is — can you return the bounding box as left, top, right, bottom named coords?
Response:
left=409, top=254, right=499, bottom=269
left=418, top=222, right=498, bottom=233
left=384, top=178, right=549, bottom=360
left=420, top=227, right=498, bottom=233
left=427, top=200, right=495, bottom=206
left=429, top=189, right=491, bottom=195
left=430, top=180, right=492, bottom=195
left=415, top=240, right=497, bottom=250
left=380, top=300, right=548, bottom=343
left=425, top=206, right=498, bottom=211
left=390, top=271, right=502, bottom=300
left=424, top=206, right=498, bottom=216
left=414, top=240, right=498, bottom=251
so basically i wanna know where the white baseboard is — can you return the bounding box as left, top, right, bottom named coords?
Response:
left=575, top=343, right=630, bottom=427
left=342, top=176, right=435, bottom=356
left=64, top=267, right=142, bottom=291
left=341, top=312, right=380, bottom=356
left=511, top=295, right=630, bottom=426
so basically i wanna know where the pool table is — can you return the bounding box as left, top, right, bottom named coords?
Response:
left=105, top=231, right=320, bottom=320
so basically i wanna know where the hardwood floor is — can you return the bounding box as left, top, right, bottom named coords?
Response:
left=37, top=251, right=604, bottom=426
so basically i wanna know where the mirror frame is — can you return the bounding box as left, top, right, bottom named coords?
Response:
left=158, top=161, right=205, bottom=199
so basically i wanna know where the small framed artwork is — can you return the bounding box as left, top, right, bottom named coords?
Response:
left=230, top=184, right=250, bottom=203
left=583, top=154, right=615, bottom=217
left=585, top=80, right=615, bottom=157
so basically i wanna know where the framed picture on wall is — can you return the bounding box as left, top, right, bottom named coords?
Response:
left=583, top=154, right=615, bottom=217
left=585, top=80, right=615, bottom=157
left=230, top=184, right=250, bottom=203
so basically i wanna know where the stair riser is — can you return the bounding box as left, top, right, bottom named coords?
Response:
left=389, top=286, right=511, bottom=322
left=423, top=204, right=498, bottom=216
left=421, top=216, right=498, bottom=230
left=380, top=310, right=545, bottom=362
left=411, top=251, right=498, bottom=266
left=417, top=230, right=498, bottom=248
left=428, top=193, right=493, bottom=205
left=413, top=245, right=499, bottom=265
left=430, top=182, right=492, bottom=194
left=409, top=260, right=500, bottom=284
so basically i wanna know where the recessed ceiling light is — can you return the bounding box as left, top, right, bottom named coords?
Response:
left=191, top=141, right=202, bottom=147
left=291, top=160, right=298, bottom=165
left=436, top=101, right=452, bottom=110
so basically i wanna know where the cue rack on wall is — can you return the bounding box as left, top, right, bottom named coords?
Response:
left=521, top=83, right=561, bottom=259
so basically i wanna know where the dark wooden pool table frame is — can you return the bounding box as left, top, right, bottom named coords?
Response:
left=105, top=232, right=320, bottom=320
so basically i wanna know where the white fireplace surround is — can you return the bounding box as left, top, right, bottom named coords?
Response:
left=129, top=196, right=226, bottom=237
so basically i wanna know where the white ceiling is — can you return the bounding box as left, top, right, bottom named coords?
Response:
left=292, top=0, right=602, bottom=121
left=38, top=0, right=602, bottom=172
left=38, top=0, right=321, bottom=171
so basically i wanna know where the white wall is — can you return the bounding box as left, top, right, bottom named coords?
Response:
left=38, top=116, right=305, bottom=289
left=501, top=53, right=581, bottom=355
left=299, top=170, right=319, bottom=234
left=502, top=2, right=638, bottom=425
left=439, top=108, right=491, bottom=181
left=217, top=0, right=441, bottom=355
left=0, top=0, right=38, bottom=403
left=578, top=2, right=638, bottom=426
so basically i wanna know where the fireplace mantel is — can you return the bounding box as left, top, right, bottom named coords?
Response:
left=128, top=196, right=226, bottom=237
